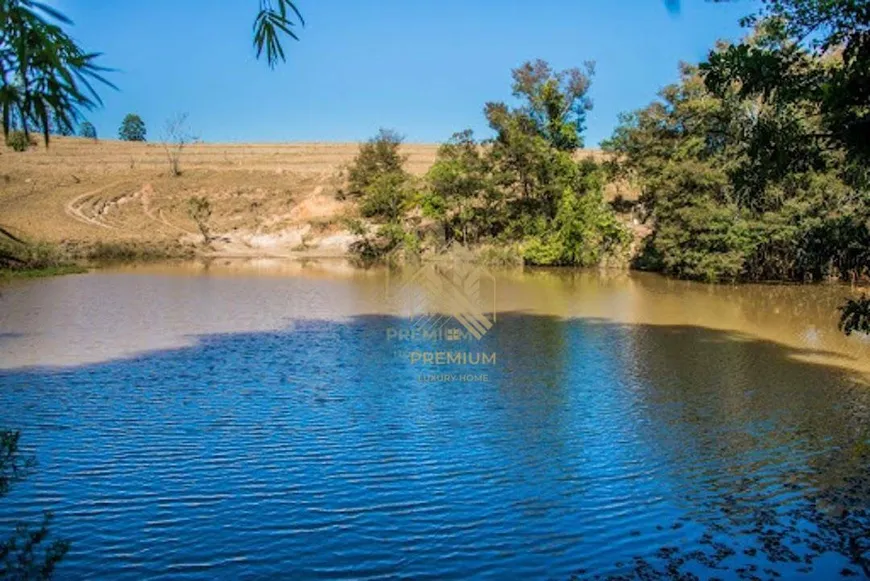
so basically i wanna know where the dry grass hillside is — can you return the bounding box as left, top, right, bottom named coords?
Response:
left=0, top=137, right=629, bottom=258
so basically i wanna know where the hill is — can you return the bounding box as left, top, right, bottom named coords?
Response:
left=0, top=137, right=625, bottom=258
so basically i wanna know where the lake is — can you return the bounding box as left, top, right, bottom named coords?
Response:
left=1, top=260, right=869, bottom=579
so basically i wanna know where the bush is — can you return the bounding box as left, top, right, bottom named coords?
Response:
left=359, top=172, right=413, bottom=222
left=476, top=244, right=524, bottom=267
left=341, top=62, right=627, bottom=268
left=347, top=219, right=414, bottom=264
left=187, top=196, right=212, bottom=244
left=522, top=189, right=630, bottom=267
left=6, top=131, right=33, bottom=152
left=0, top=238, right=66, bottom=270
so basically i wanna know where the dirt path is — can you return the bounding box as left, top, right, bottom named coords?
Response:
left=64, top=181, right=126, bottom=231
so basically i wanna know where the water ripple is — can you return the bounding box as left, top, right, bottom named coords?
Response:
left=1, top=314, right=870, bottom=579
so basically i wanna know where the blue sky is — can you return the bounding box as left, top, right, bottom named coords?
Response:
left=57, top=0, right=755, bottom=146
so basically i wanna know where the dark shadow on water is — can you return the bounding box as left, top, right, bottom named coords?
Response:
left=0, top=313, right=869, bottom=579
left=0, top=332, right=25, bottom=341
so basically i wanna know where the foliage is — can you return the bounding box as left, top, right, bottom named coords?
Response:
left=342, top=130, right=419, bottom=262
left=345, top=61, right=629, bottom=267
left=118, top=113, right=146, bottom=141
left=187, top=196, right=212, bottom=244
left=253, top=0, right=304, bottom=68
left=70, top=241, right=192, bottom=263
left=78, top=121, right=96, bottom=140
left=505, top=58, right=595, bottom=151
left=704, top=0, right=870, bottom=172
left=345, top=129, right=407, bottom=198
left=0, top=233, right=68, bottom=272
left=840, top=296, right=870, bottom=336
left=421, top=130, right=496, bottom=245
left=358, top=171, right=413, bottom=222
left=0, top=0, right=114, bottom=147
left=605, top=24, right=870, bottom=283
left=346, top=218, right=415, bottom=264
left=0, top=430, right=69, bottom=580
left=523, top=185, right=631, bottom=267
left=5, top=130, right=31, bottom=151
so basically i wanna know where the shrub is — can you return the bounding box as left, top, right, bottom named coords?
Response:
left=522, top=189, right=630, bottom=267
left=347, top=220, right=412, bottom=264
left=187, top=196, right=212, bottom=244
left=359, top=172, right=413, bottom=222
left=6, top=131, right=32, bottom=152
left=162, top=113, right=195, bottom=177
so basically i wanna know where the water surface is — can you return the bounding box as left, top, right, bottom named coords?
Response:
left=1, top=261, right=869, bottom=579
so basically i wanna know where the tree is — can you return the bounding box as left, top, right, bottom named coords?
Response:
left=342, top=61, right=627, bottom=267
left=345, top=129, right=407, bottom=198
left=703, top=0, right=870, bottom=171
left=0, top=0, right=115, bottom=147
left=0, top=430, right=69, bottom=579
left=604, top=3, right=870, bottom=286
left=507, top=59, right=595, bottom=151
left=423, top=130, right=496, bottom=244
left=118, top=113, right=146, bottom=141
left=79, top=121, right=96, bottom=140
left=703, top=0, right=870, bottom=330
left=161, top=113, right=196, bottom=177
left=483, top=60, right=596, bottom=223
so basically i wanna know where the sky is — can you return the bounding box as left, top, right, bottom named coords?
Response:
left=55, top=0, right=756, bottom=147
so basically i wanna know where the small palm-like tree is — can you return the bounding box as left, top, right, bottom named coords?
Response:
left=0, top=0, right=115, bottom=147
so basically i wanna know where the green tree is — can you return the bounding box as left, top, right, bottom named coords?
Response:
left=346, top=129, right=407, bottom=197
left=703, top=0, right=870, bottom=171
left=508, top=58, right=595, bottom=151
left=358, top=172, right=413, bottom=223
left=483, top=60, right=596, bottom=224
left=423, top=130, right=498, bottom=245
left=601, top=0, right=870, bottom=338
left=79, top=121, right=96, bottom=140
left=118, top=113, right=146, bottom=141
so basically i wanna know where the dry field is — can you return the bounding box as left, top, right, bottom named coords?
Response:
left=0, top=137, right=626, bottom=257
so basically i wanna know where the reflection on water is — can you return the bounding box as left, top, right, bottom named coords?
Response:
left=1, top=259, right=869, bottom=373
left=0, top=260, right=869, bottom=579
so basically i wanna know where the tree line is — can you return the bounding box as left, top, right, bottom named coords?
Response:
left=341, top=0, right=870, bottom=333
left=601, top=0, right=869, bottom=333
left=342, top=59, right=629, bottom=267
